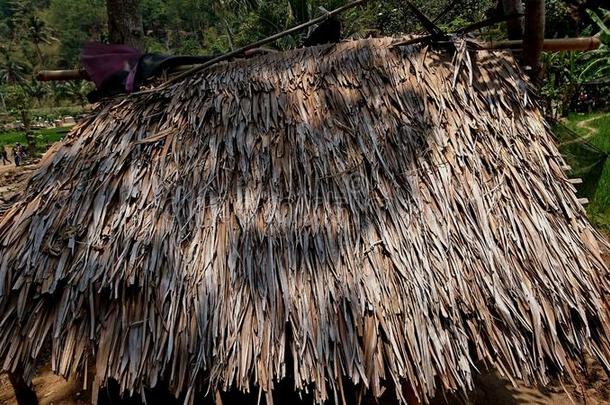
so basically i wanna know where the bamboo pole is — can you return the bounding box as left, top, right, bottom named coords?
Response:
left=482, top=37, right=601, bottom=52
left=36, top=69, right=89, bottom=82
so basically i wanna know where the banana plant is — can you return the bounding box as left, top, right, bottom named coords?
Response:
left=578, top=8, right=610, bottom=83
left=542, top=7, right=610, bottom=116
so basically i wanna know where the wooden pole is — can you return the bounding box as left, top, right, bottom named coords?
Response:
left=522, top=0, right=545, bottom=78
left=35, top=50, right=277, bottom=83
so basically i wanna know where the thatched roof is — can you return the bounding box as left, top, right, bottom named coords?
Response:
left=0, top=37, right=609, bottom=404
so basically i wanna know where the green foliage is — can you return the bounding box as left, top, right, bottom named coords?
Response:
left=57, top=80, right=90, bottom=105
left=565, top=113, right=610, bottom=160
left=25, top=77, right=47, bottom=100
left=1, top=80, right=36, bottom=150
left=542, top=7, right=610, bottom=117
left=0, top=48, right=29, bottom=84
left=2, top=84, right=32, bottom=118
left=579, top=8, right=610, bottom=81
left=546, top=0, right=579, bottom=38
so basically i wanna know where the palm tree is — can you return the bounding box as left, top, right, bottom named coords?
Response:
left=0, top=48, right=28, bottom=84
left=27, top=15, right=55, bottom=67
left=0, top=45, right=35, bottom=154
left=25, top=78, right=48, bottom=107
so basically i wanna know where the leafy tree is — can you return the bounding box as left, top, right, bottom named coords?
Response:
left=63, top=80, right=90, bottom=107
left=581, top=7, right=610, bottom=81
left=46, top=0, right=106, bottom=67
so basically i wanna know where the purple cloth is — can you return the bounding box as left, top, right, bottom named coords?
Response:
left=80, top=42, right=142, bottom=92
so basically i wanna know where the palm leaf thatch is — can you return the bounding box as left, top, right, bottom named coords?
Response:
left=0, top=37, right=609, bottom=404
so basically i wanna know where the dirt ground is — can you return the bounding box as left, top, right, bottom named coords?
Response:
left=0, top=158, right=37, bottom=217
left=0, top=369, right=88, bottom=405
left=1, top=159, right=610, bottom=405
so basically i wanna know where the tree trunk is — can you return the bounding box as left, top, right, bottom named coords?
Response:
left=106, top=0, right=144, bottom=49
left=523, top=0, right=545, bottom=79
left=502, top=0, right=524, bottom=40
left=0, top=91, right=7, bottom=112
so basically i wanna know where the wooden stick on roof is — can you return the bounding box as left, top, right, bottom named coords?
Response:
left=403, top=0, right=446, bottom=38
left=392, top=13, right=523, bottom=48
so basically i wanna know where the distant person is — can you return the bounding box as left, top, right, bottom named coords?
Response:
left=13, top=144, right=20, bottom=166
left=16, top=143, right=25, bottom=164
left=1, top=147, right=10, bottom=165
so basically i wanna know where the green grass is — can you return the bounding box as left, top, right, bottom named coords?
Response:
left=560, top=112, right=610, bottom=234
left=0, top=126, right=69, bottom=152
left=564, top=112, right=610, bottom=151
